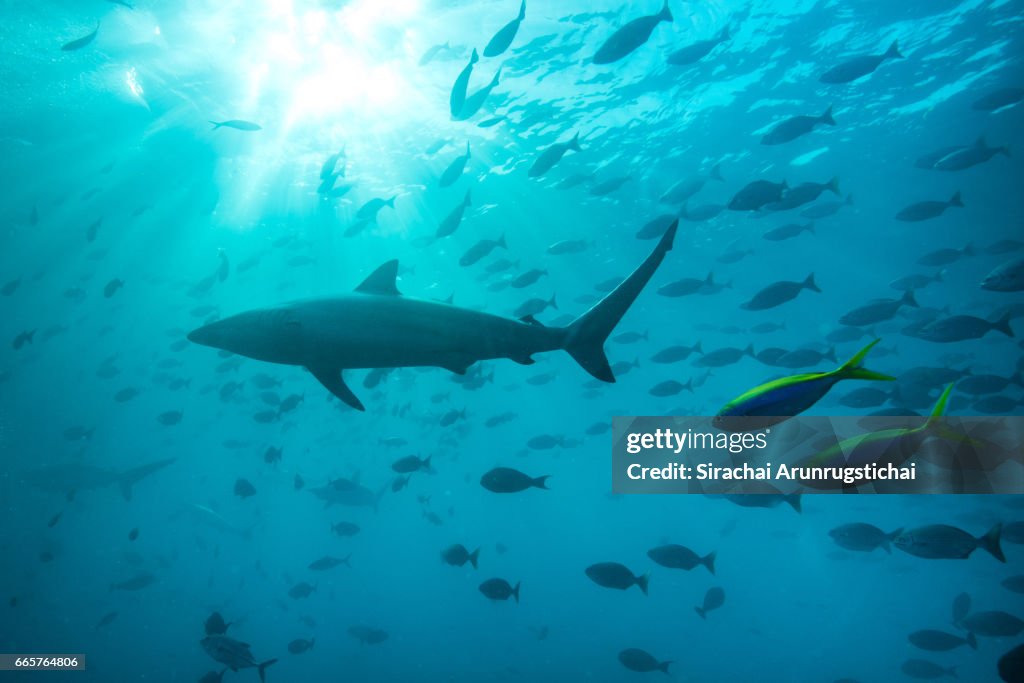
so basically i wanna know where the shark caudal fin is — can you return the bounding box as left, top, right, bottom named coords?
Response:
left=563, top=220, right=677, bottom=381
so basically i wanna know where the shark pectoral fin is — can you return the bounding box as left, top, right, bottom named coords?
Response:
left=308, top=366, right=365, bottom=411
left=354, top=260, right=402, bottom=296
left=439, top=357, right=475, bottom=375
left=512, top=355, right=536, bottom=365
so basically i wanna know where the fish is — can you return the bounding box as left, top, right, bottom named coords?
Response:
left=419, top=42, right=449, bottom=66
left=840, top=291, right=918, bottom=326
left=454, top=67, right=501, bottom=121
left=660, top=164, right=723, bottom=204
left=998, top=643, right=1024, bottom=683
left=593, top=1, right=673, bottom=64
left=308, top=555, right=350, bottom=571
left=761, top=106, right=835, bottom=145
left=926, top=137, right=1010, bottom=171
left=650, top=341, right=702, bottom=363
left=900, top=659, right=956, bottom=680
left=348, top=625, right=389, bottom=644
left=355, top=195, right=396, bottom=221
left=111, top=572, right=156, bottom=591
left=480, top=467, right=549, bottom=493
left=908, top=630, right=977, bottom=651
left=330, top=521, right=360, bottom=537
left=188, top=222, right=678, bottom=410
left=310, top=478, right=383, bottom=509
left=667, top=26, right=730, bottom=66
left=460, top=235, right=507, bottom=267
left=529, top=133, right=582, bottom=177
left=209, top=120, right=262, bottom=131
left=972, top=87, right=1024, bottom=112
left=483, top=1, right=525, bottom=57
left=547, top=239, right=589, bottom=255
left=982, top=257, right=1024, bottom=292
left=741, top=273, right=820, bottom=310
left=479, top=578, right=520, bottom=602
left=961, top=610, right=1024, bottom=637
left=449, top=49, right=479, bottom=118
left=590, top=175, right=632, bottom=196
left=895, top=191, right=963, bottom=222
left=764, top=177, right=840, bottom=211
left=95, top=611, right=119, bottom=629
left=829, top=523, right=901, bottom=554
left=61, top=24, right=99, bottom=51
left=21, top=458, right=175, bottom=501
left=157, top=410, right=183, bottom=425
left=910, top=313, right=1013, bottom=343
left=392, top=455, right=432, bottom=473
left=647, top=545, right=715, bottom=574
left=234, top=479, right=256, bottom=498
left=511, top=268, right=547, bottom=288
left=728, top=179, right=787, bottom=211
left=714, top=339, right=894, bottom=431
left=205, top=612, right=231, bottom=635
left=894, top=523, right=1005, bottom=562
left=648, top=379, right=692, bottom=396
left=437, top=190, right=472, bottom=237
left=441, top=544, right=480, bottom=568
left=618, top=648, right=671, bottom=673
left=288, top=582, right=316, bottom=599
left=287, top=638, right=314, bottom=655
left=801, top=193, right=853, bottom=219
left=200, top=635, right=277, bottom=682
left=584, top=562, right=648, bottom=594
left=764, top=223, right=814, bottom=241
left=820, top=40, right=902, bottom=83
left=695, top=587, right=725, bottom=619
left=695, top=345, right=754, bottom=368
left=439, top=143, right=471, bottom=187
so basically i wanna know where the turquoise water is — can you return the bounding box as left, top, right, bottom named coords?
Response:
left=1, top=0, right=1023, bottom=681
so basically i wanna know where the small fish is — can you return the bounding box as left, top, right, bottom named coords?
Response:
left=585, top=562, right=648, bottom=594
left=829, top=523, right=901, bottom=554
left=593, top=1, right=673, bottom=64
left=761, top=106, right=835, bottom=145
left=209, top=120, right=262, bottom=131
left=820, top=40, right=902, bottom=84
left=647, top=545, right=715, bottom=574
left=529, top=133, right=582, bottom=177
left=618, top=648, right=671, bottom=674
left=479, top=578, right=520, bottom=602
left=972, top=87, right=1024, bottom=112
left=61, top=24, right=99, bottom=51
left=449, top=49, right=479, bottom=118
left=695, top=586, right=725, bottom=619
left=894, top=523, right=1005, bottom=562
left=741, top=273, right=820, bottom=310
left=439, top=143, right=471, bottom=187
left=330, top=521, right=360, bottom=537
left=442, top=544, right=480, bottom=568
left=895, top=191, right=963, bottom=222
left=104, top=278, right=124, bottom=298
left=437, top=190, right=472, bottom=238
left=287, top=638, right=315, bottom=655
left=233, top=478, right=256, bottom=499
left=128, top=527, right=139, bottom=541
left=288, top=582, right=316, bottom=599
left=157, top=410, right=183, bottom=426
left=480, top=467, right=549, bottom=493
left=308, top=555, right=351, bottom=571
left=95, top=611, right=119, bottom=629
left=483, top=1, right=526, bottom=57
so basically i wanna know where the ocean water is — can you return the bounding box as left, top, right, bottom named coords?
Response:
left=1, top=0, right=1023, bottom=681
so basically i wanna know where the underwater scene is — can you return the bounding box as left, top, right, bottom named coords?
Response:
left=2, top=0, right=1024, bottom=681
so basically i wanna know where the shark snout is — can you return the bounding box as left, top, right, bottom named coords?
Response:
left=187, top=321, right=222, bottom=348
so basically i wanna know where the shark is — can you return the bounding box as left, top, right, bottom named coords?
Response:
left=21, top=458, right=176, bottom=501
left=188, top=220, right=678, bottom=410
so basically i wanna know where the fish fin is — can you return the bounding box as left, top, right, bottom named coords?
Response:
left=209, top=121, right=223, bottom=129
left=659, top=660, right=672, bottom=674
left=636, top=573, right=650, bottom=596
left=827, top=176, right=840, bottom=195
left=568, top=132, right=582, bottom=152
left=512, top=581, right=521, bottom=603
left=308, top=367, right=365, bottom=411
left=469, top=547, right=480, bottom=569
left=883, top=528, right=902, bottom=554
left=695, top=606, right=706, bottom=620
left=257, top=659, right=278, bottom=683
left=836, top=339, right=895, bottom=382
left=949, top=191, right=964, bottom=207
left=703, top=551, right=716, bottom=575
left=966, top=631, right=977, bottom=650
left=821, top=105, right=835, bottom=126
left=119, top=480, right=134, bottom=502
left=978, top=523, right=1005, bottom=563
left=512, top=355, right=536, bottom=365
left=885, top=40, right=903, bottom=59
left=993, top=311, right=1014, bottom=338
left=659, top=0, right=673, bottom=22
left=785, top=493, right=802, bottom=513
left=354, top=260, right=402, bottom=295
left=709, top=163, right=724, bottom=181
left=531, top=475, right=550, bottom=490
left=518, top=0, right=526, bottom=19
left=563, top=220, right=677, bottom=382
left=440, top=357, right=474, bottom=374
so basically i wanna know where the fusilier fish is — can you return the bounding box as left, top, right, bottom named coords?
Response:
left=593, top=1, right=673, bottom=65
left=820, top=40, right=902, bottom=83
left=761, top=106, right=835, bottom=145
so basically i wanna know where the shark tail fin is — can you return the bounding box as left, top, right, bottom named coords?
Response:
left=257, top=659, right=278, bottom=683
left=563, top=220, right=677, bottom=381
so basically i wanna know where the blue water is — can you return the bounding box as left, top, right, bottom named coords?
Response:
left=1, top=0, right=1023, bottom=681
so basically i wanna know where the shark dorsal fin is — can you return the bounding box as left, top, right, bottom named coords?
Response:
left=355, top=260, right=401, bottom=296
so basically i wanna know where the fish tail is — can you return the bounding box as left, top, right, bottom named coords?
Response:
left=386, top=195, right=397, bottom=208
left=695, top=606, right=706, bottom=620
left=821, top=105, right=836, bottom=125
left=901, top=289, right=919, bottom=308
left=518, top=0, right=526, bottom=20
left=512, top=581, right=521, bottom=603
left=568, top=131, right=582, bottom=152
left=531, top=475, right=550, bottom=490
left=966, top=631, right=977, bottom=650
left=883, top=528, right=902, bottom=554
left=636, top=573, right=650, bottom=596
left=549, top=294, right=558, bottom=310
left=885, top=40, right=903, bottom=59
left=209, top=121, right=222, bottom=129
left=949, top=190, right=964, bottom=207
left=836, top=339, right=895, bottom=382
left=993, top=311, right=1015, bottom=338
left=709, top=162, right=724, bottom=181
left=659, top=660, right=672, bottom=674
left=470, top=48, right=479, bottom=64
left=719, top=25, right=731, bottom=41
left=257, top=658, right=278, bottom=683
left=976, top=522, right=1005, bottom=563
left=803, top=272, right=821, bottom=293
left=692, top=340, right=703, bottom=355
left=469, top=547, right=480, bottom=569
left=827, top=176, right=840, bottom=195
left=562, top=221, right=676, bottom=381
left=660, top=0, right=673, bottom=22
left=784, top=493, right=802, bottom=513
left=702, top=551, right=716, bottom=575
left=464, top=189, right=472, bottom=206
